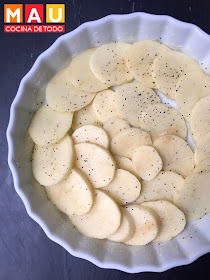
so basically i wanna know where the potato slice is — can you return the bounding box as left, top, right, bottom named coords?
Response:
left=69, top=190, right=121, bottom=239
left=45, top=168, right=93, bottom=216
left=46, top=69, right=95, bottom=113
left=67, top=48, right=108, bottom=93
left=32, top=135, right=74, bottom=186
left=113, top=83, right=160, bottom=127
left=75, top=143, right=116, bottom=188
left=103, top=118, right=130, bottom=138
left=108, top=208, right=135, bottom=243
left=136, top=171, right=184, bottom=204
left=72, top=104, right=102, bottom=131
left=151, top=50, right=202, bottom=100
left=175, top=71, right=210, bottom=122
left=153, top=135, right=194, bottom=178
left=29, top=105, right=73, bottom=146
left=114, top=156, right=141, bottom=180
left=190, top=96, right=210, bottom=142
left=90, top=42, right=133, bottom=86
left=194, top=159, right=210, bottom=173
left=174, top=172, right=210, bottom=221
left=141, top=103, right=187, bottom=141
left=126, top=40, right=170, bottom=88
left=194, top=132, right=210, bottom=165
left=72, top=125, right=109, bottom=148
left=111, top=128, right=152, bottom=159
left=92, top=89, right=118, bottom=122
left=125, top=204, right=160, bottom=245
left=142, top=201, right=186, bottom=242
left=132, top=145, right=162, bottom=181
left=102, top=169, right=141, bottom=205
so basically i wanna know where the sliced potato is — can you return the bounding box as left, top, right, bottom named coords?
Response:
left=32, top=135, right=74, bottom=186
left=108, top=208, right=135, bottom=242
left=126, top=40, right=170, bottom=88
left=113, top=83, right=160, bottom=127
left=141, top=103, right=187, bottom=141
left=46, top=69, right=95, bottom=113
left=125, top=204, right=160, bottom=245
left=175, top=71, right=210, bottom=122
left=111, top=128, right=152, bottom=159
left=92, top=89, right=118, bottom=122
left=72, top=104, right=102, bottom=131
left=142, top=201, right=186, bottom=242
left=174, top=172, right=210, bottom=221
left=68, top=48, right=108, bottom=92
left=29, top=105, right=73, bottom=146
left=114, top=156, right=141, bottom=180
left=194, top=132, right=210, bottom=165
left=102, top=169, right=141, bottom=205
left=90, top=42, right=133, bottom=86
left=69, top=190, right=121, bottom=239
left=72, top=125, right=109, bottom=148
left=136, top=171, right=184, bottom=204
left=132, top=145, right=162, bottom=181
left=103, top=118, right=130, bottom=138
left=153, top=135, right=194, bottom=178
left=152, top=50, right=202, bottom=100
left=190, top=96, right=210, bottom=142
left=194, top=158, right=210, bottom=173
left=75, top=143, right=116, bottom=188
left=45, top=168, right=93, bottom=216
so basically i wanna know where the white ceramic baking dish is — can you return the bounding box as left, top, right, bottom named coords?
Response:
left=7, top=12, right=210, bottom=273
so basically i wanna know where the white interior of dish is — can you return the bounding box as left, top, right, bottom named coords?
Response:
left=7, top=13, right=210, bottom=273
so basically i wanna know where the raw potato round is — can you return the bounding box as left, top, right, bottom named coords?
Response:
left=67, top=48, right=108, bottom=92
left=136, top=171, right=184, bottom=204
left=90, top=42, right=133, bottom=86
left=113, top=83, right=160, bottom=127
left=126, top=40, right=170, bottom=88
left=102, top=169, right=141, bottom=205
left=125, top=205, right=160, bottom=246
left=151, top=50, right=202, bottom=100
left=132, top=145, right=163, bottom=181
left=75, top=143, right=116, bottom=188
left=92, top=89, right=118, bottom=122
left=141, top=103, right=187, bottom=141
left=174, top=172, right=210, bottom=221
left=46, top=69, right=95, bottom=113
left=175, top=71, right=210, bottom=122
left=29, top=105, right=73, bottom=146
left=69, top=190, right=121, bottom=239
left=72, top=104, right=102, bottom=131
left=108, top=208, right=135, bottom=242
left=103, top=118, right=130, bottom=138
left=194, top=159, right=210, bottom=173
left=114, top=156, right=141, bottom=180
left=194, top=132, right=210, bottom=165
left=142, top=201, right=186, bottom=242
left=153, top=135, right=194, bottom=178
left=111, top=128, right=152, bottom=159
left=45, top=168, right=93, bottom=216
left=72, top=125, right=109, bottom=148
left=190, top=96, right=210, bottom=142
left=32, top=135, right=74, bottom=186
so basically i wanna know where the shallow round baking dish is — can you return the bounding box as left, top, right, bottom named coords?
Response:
left=7, top=12, right=210, bottom=273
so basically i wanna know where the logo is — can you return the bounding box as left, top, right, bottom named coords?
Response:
left=4, top=4, right=65, bottom=33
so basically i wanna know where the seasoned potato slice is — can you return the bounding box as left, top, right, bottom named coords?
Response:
left=70, top=190, right=121, bottom=239
left=194, top=132, right=210, bottom=165
left=45, top=168, right=93, bottom=216
left=29, top=105, right=73, bottom=146
left=111, top=128, right=152, bottom=159
left=194, top=159, right=210, bottom=173
left=114, top=156, right=141, bottom=180
left=32, top=135, right=74, bottom=186
left=75, top=143, right=116, bottom=188
left=113, top=83, right=160, bottom=127
left=142, top=201, right=186, bottom=242
left=103, top=118, right=130, bottom=138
